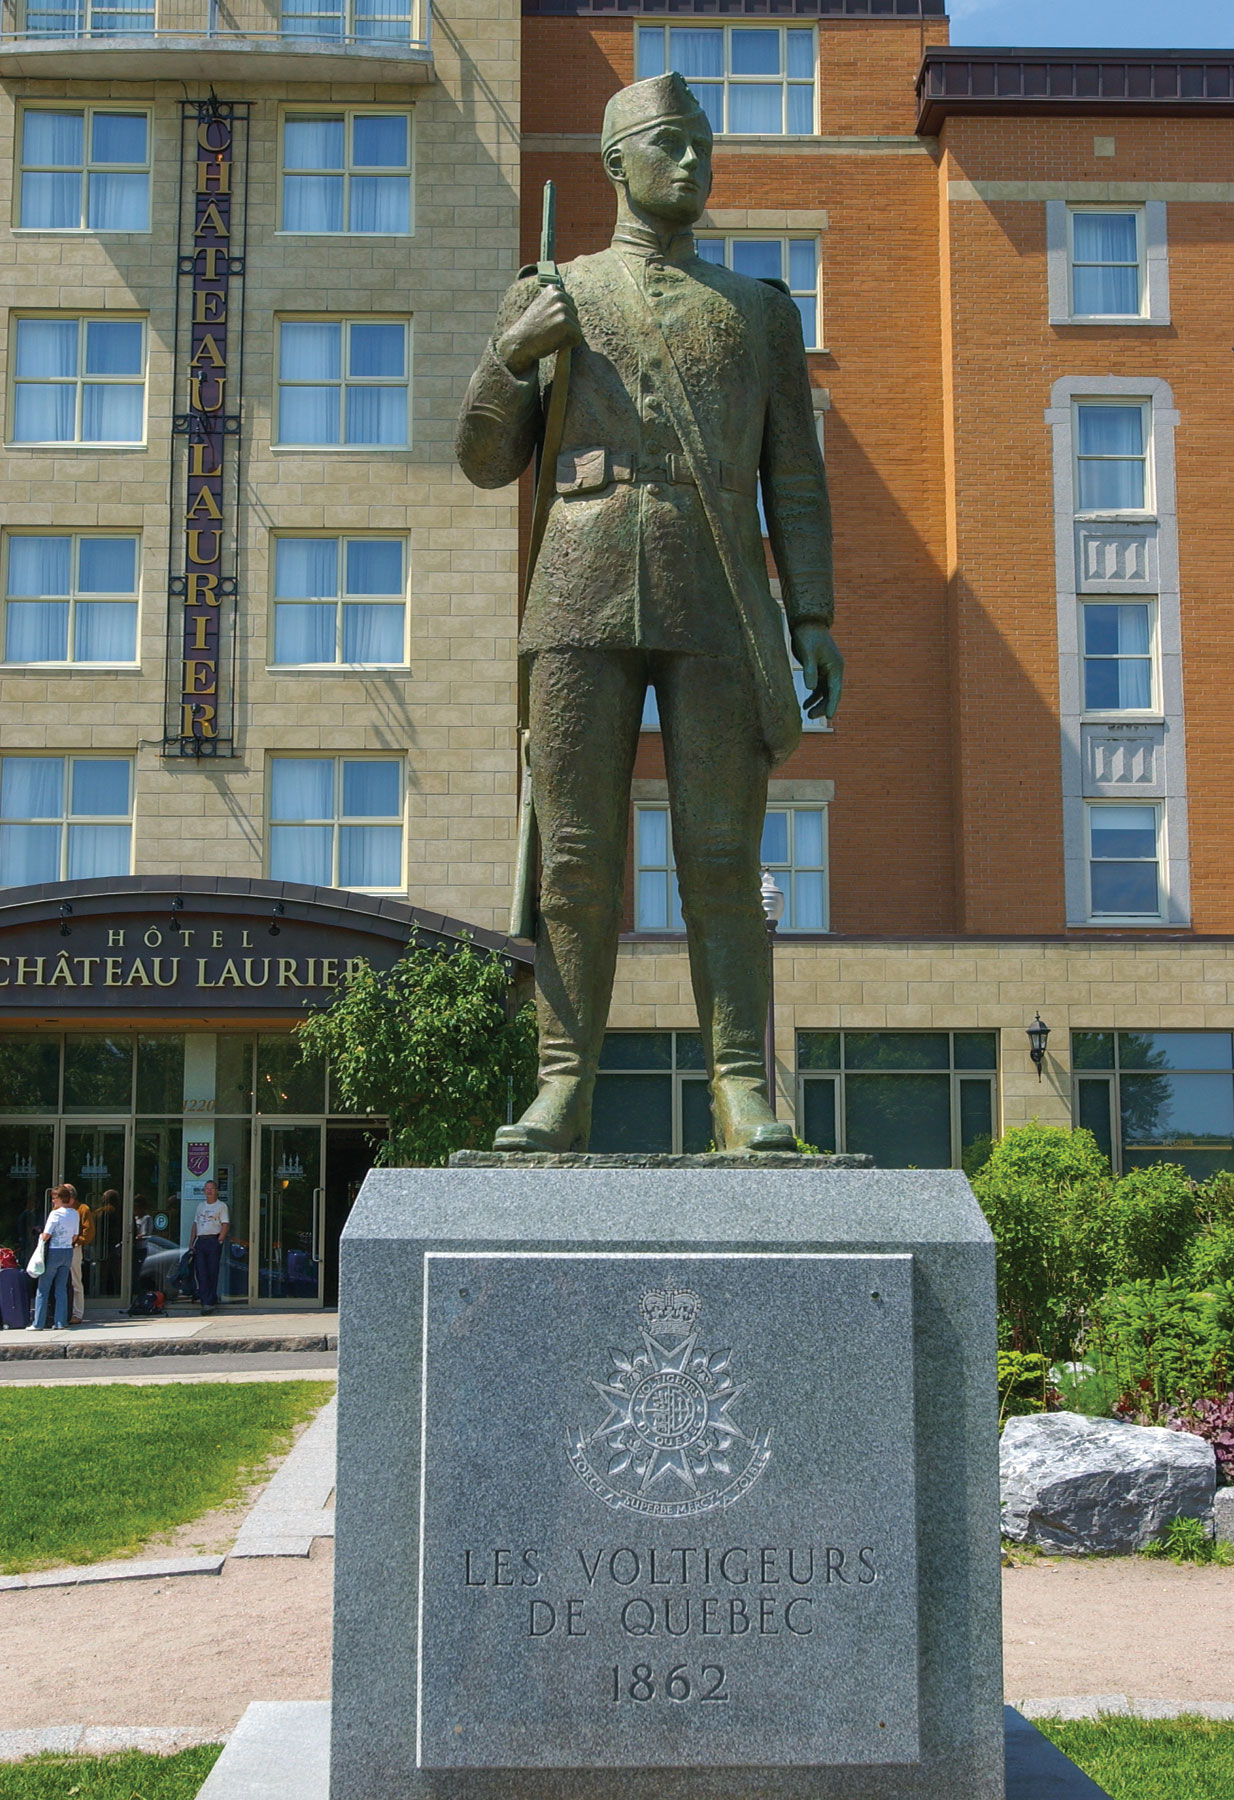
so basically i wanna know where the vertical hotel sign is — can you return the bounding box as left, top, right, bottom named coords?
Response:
left=166, top=101, right=249, bottom=758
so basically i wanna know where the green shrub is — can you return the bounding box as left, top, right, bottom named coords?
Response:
left=972, top=1122, right=1115, bottom=1359
left=1186, top=1222, right=1234, bottom=1287
left=1105, top=1163, right=1199, bottom=1283
left=1094, top=1277, right=1234, bottom=1409
left=997, top=1350, right=1056, bottom=1425
left=1141, top=1514, right=1234, bottom=1566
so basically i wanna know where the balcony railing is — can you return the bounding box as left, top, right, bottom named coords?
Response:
left=0, top=0, right=433, bottom=75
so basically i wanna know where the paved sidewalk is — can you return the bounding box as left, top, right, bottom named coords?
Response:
left=231, top=1394, right=336, bottom=1558
left=0, top=1307, right=338, bottom=1361
left=0, top=1725, right=226, bottom=1762
left=0, top=1349, right=337, bottom=1386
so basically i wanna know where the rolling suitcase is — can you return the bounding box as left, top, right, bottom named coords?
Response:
left=0, top=1265, right=32, bottom=1329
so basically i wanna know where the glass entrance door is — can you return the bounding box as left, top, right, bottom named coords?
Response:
left=62, top=1123, right=129, bottom=1305
left=0, top=1123, right=55, bottom=1268
left=258, top=1123, right=323, bottom=1302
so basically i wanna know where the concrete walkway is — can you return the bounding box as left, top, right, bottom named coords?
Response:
left=0, top=1307, right=338, bottom=1361
left=231, top=1394, right=336, bottom=1558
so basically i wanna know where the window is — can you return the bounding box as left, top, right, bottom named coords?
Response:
left=1069, top=209, right=1143, bottom=319
left=271, top=537, right=406, bottom=666
left=1074, top=1030, right=1234, bottom=1181
left=636, top=25, right=815, bottom=136
left=1086, top=801, right=1162, bottom=920
left=1074, top=400, right=1150, bottom=513
left=282, top=111, right=411, bottom=235
left=3, top=533, right=138, bottom=664
left=268, top=757, right=402, bottom=890
left=633, top=802, right=827, bottom=932
left=11, top=316, right=145, bottom=445
left=19, top=109, right=149, bottom=232
left=591, top=1031, right=711, bottom=1154
left=281, top=0, right=413, bottom=44
left=25, top=0, right=154, bottom=33
left=696, top=236, right=818, bottom=347
left=1081, top=601, right=1154, bottom=712
left=0, top=756, right=132, bottom=886
left=277, top=319, right=409, bottom=447
left=797, top=1031, right=997, bottom=1170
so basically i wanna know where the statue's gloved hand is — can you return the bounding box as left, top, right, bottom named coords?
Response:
left=791, top=623, right=844, bottom=721
left=497, top=286, right=583, bottom=377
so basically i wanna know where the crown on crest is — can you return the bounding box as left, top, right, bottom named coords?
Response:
left=640, top=1286, right=701, bottom=1337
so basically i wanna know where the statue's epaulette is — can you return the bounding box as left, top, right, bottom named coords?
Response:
left=757, top=277, right=792, bottom=298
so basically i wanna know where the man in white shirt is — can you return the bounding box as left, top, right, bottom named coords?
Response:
left=189, top=1180, right=229, bottom=1316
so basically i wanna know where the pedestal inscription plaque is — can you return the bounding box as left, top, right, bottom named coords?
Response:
left=417, top=1252, right=918, bottom=1769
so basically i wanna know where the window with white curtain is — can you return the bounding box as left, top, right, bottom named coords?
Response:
left=19, top=109, right=149, bottom=231
left=11, top=316, right=145, bottom=445
left=1080, top=601, right=1156, bottom=713
left=276, top=318, right=409, bottom=447
left=636, top=24, right=815, bottom=134
left=1086, top=801, right=1163, bottom=921
left=1068, top=209, right=1144, bottom=319
left=282, top=111, right=412, bottom=234
left=695, top=235, right=819, bottom=346
left=268, top=757, right=403, bottom=890
left=25, top=0, right=154, bottom=33
left=3, top=533, right=138, bottom=664
left=1073, top=400, right=1150, bottom=513
left=0, top=756, right=133, bottom=887
left=633, top=803, right=828, bottom=932
left=271, top=537, right=406, bottom=665
left=281, top=0, right=413, bottom=43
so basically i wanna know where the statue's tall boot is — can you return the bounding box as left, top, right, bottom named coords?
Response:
left=684, top=895, right=796, bottom=1153
left=493, top=900, right=620, bottom=1152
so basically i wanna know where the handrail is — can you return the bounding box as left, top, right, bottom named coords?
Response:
left=0, top=0, right=432, bottom=48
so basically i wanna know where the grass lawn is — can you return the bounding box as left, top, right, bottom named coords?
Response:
left=0, top=1381, right=333, bottom=1573
left=1038, top=1715, right=1234, bottom=1799
left=0, top=1748, right=222, bottom=1798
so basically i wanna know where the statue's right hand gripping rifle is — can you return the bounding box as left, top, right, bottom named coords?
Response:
left=510, top=180, right=572, bottom=941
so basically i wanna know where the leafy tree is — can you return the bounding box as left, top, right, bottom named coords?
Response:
left=971, top=1121, right=1115, bottom=1359
left=295, top=939, right=537, bottom=1167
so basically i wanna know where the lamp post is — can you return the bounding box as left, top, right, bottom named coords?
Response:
left=1026, top=1013, right=1050, bottom=1082
left=761, top=868, right=786, bottom=1117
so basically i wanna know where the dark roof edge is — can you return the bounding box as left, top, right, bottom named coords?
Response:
left=917, top=46, right=1234, bottom=136
left=0, top=875, right=534, bottom=965
left=524, top=0, right=944, bottom=15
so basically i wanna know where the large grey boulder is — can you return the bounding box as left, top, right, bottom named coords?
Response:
left=1000, top=1410, right=1216, bottom=1553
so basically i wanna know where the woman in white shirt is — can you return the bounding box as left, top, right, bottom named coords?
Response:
left=32, top=1184, right=80, bottom=1331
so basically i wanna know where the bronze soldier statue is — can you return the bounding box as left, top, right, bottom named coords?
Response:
left=456, top=72, right=843, bottom=1153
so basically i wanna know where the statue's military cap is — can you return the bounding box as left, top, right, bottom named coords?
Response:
left=600, top=72, right=712, bottom=153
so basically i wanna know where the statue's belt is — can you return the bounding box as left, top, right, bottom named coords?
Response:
left=555, top=445, right=757, bottom=500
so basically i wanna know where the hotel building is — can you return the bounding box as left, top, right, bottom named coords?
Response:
left=3, top=0, right=1234, bottom=1304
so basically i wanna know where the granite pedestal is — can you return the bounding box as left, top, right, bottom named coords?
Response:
left=330, top=1158, right=1011, bottom=1800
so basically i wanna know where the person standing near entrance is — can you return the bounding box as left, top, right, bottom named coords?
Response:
left=68, top=1184, right=93, bottom=1325
left=190, top=1179, right=229, bottom=1316
left=32, top=1184, right=80, bottom=1331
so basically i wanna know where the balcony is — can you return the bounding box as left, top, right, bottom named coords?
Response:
left=0, top=0, right=433, bottom=81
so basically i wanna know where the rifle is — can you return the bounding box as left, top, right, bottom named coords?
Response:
left=510, top=181, right=572, bottom=940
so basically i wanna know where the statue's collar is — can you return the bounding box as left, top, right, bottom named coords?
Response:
left=611, top=223, right=696, bottom=266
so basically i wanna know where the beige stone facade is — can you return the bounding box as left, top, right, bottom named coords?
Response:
left=0, top=2, right=521, bottom=926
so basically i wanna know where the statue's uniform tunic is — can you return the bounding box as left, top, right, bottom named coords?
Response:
left=457, top=226, right=834, bottom=1099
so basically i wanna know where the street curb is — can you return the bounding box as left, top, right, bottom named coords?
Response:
left=0, top=1554, right=225, bottom=1591
left=0, top=1334, right=337, bottom=1362
left=0, top=1725, right=228, bottom=1762
left=1015, top=1696, right=1234, bottom=1720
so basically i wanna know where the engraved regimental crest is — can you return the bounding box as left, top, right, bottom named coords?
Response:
left=567, top=1287, right=771, bottom=1518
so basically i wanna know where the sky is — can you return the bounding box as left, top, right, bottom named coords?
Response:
left=948, top=1, right=1234, bottom=48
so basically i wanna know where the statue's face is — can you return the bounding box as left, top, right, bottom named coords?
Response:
left=612, top=118, right=713, bottom=226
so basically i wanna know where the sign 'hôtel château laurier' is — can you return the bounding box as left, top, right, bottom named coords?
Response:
left=3, top=0, right=1234, bottom=1305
